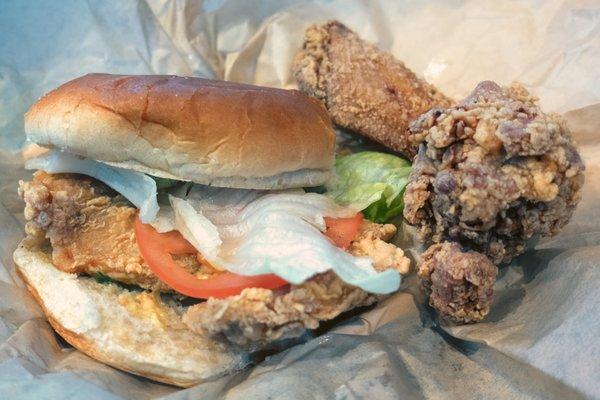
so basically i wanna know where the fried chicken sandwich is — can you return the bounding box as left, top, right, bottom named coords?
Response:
left=14, top=74, right=410, bottom=386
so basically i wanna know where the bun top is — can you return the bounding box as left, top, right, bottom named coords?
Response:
left=25, top=74, right=336, bottom=189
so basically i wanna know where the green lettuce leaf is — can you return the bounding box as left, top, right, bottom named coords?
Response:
left=150, top=176, right=180, bottom=190
left=326, top=151, right=411, bottom=223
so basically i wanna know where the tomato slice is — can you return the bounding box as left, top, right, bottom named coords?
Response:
left=149, top=228, right=197, bottom=255
left=324, top=213, right=364, bottom=249
left=134, top=212, right=364, bottom=299
left=134, top=218, right=287, bottom=299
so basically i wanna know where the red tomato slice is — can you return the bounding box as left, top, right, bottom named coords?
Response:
left=145, top=226, right=197, bottom=255
left=134, top=218, right=287, bottom=299
left=324, top=213, right=364, bottom=249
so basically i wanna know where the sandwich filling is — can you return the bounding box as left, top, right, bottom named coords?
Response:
left=20, top=155, right=410, bottom=347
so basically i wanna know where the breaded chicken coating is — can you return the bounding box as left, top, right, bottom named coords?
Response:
left=183, top=221, right=410, bottom=349
left=293, top=21, right=452, bottom=158
left=183, top=271, right=376, bottom=349
left=19, top=172, right=215, bottom=290
left=404, top=81, right=585, bottom=264
left=419, top=242, right=497, bottom=323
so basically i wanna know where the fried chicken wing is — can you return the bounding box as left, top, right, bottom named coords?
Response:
left=419, top=242, right=497, bottom=323
left=404, top=81, right=585, bottom=264
left=293, top=21, right=452, bottom=158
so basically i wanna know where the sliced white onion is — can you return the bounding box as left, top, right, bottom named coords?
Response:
left=26, top=150, right=159, bottom=223
left=169, top=196, right=222, bottom=261
left=150, top=207, right=176, bottom=233
left=169, top=187, right=401, bottom=294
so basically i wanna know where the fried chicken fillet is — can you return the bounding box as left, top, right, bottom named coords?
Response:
left=19, top=171, right=213, bottom=291
left=293, top=21, right=452, bottom=158
left=19, top=171, right=410, bottom=348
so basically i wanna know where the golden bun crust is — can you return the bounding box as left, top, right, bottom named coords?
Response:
left=13, top=237, right=248, bottom=387
left=25, top=74, right=336, bottom=189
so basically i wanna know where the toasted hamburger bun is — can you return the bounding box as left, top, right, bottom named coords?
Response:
left=24, top=74, right=336, bottom=189
left=13, top=237, right=248, bottom=387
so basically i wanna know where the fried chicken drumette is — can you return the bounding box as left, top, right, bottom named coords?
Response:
left=419, top=242, right=497, bottom=322
left=404, top=81, right=585, bottom=264
left=293, top=21, right=451, bottom=158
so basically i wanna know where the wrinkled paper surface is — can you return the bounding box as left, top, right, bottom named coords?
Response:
left=1, top=1, right=599, bottom=399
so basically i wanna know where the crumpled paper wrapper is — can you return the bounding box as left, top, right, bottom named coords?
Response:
left=0, top=1, right=599, bottom=398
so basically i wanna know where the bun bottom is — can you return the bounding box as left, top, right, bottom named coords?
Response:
left=13, top=237, right=248, bottom=387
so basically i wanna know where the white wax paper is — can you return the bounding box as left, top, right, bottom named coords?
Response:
left=0, top=1, right=599, bottom=399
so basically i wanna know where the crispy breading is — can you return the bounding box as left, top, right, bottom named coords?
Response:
left=19, top=171, right=157, bottom=287
left=404, top=81, right=585, bottom=264
left=18, top=172, right=210, bottom=290
left=418, top=242, right=497, bottom=323
left=183, top=221, right=409, bottom=348
left=349, top=221, right=410, bottom=274
left=183, top=272, right=375, bottom=349
left=293, top=21, right=452, bottom=158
